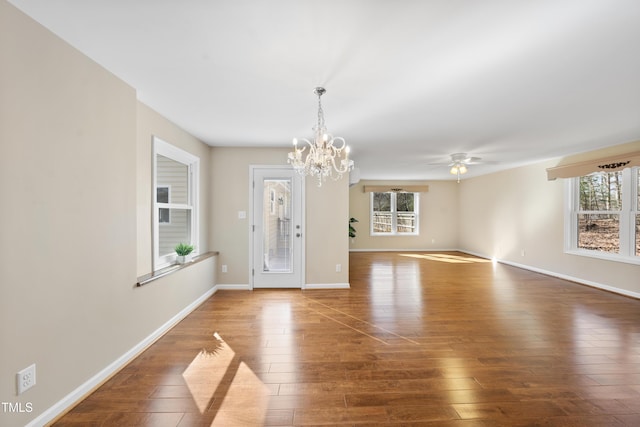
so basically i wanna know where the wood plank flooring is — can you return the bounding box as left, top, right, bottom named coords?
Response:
left=53, top=252, right=640, bottom=426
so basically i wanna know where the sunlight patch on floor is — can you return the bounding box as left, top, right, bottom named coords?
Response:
left=212, top=362, right=271, bottom=426
left=181, top=332, right=271, bottom=424
left=182, top=332, right=233, bottom=413
left=399, top=253, right=491, bottom=263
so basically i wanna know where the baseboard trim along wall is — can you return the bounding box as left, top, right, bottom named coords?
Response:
left=461, top=250, right=640, bottom=300
left=215, top=284, right=251, bottom=290
left=349, top=248, right=458, bottom=253
left=29, top=285, right=219, bottom=427
left=304, top=283, right=350, bottom=290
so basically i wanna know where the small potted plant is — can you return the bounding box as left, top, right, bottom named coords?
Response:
left=175, top=243, right=195, bottom=264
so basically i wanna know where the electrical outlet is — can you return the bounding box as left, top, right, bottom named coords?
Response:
left=17, top=364, right=36, bottom=394
left=221, top=264, right=228, bottom=273
left=336, top=264, right=342, bottom=272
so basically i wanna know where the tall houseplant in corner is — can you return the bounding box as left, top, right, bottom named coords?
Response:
left=349, top=217, right=358, bottom=242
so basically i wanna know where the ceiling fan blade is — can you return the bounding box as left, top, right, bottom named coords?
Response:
left=463, top=156, right=482, bottom=164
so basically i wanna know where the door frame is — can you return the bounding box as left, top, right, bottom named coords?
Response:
left=249, top=165, right=305, bottom=289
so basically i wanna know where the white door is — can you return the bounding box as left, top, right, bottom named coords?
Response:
left=251, top=167, right=304, bottom=288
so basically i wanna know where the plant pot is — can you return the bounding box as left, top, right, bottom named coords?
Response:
left=177, top=254, right=193, bottom=264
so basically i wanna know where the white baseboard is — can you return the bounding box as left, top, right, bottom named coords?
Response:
left=215, top=284, right=251, bottom=290
left=349, top=248, right=458, bottom=253
left=28, top=286, right=218, bottom=427
left=459, top=249, right=640, bottom=300
left=304, top=282, right=350, bottom=289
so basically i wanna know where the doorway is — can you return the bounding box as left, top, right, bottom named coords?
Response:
left=250, top=166, right=304, bottom=288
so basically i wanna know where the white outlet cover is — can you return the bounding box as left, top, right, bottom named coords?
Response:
left=17, top=364, right=36, bottom=394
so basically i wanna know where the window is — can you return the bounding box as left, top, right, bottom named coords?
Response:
left=566, top=167, right=639, bottom=264
left=371, top=192, right=419, bottom=235
left=153, top=137, right=199, bottom=270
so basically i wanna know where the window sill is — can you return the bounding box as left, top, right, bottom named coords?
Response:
left=136, top=251, right=219, bottom=287
left=370, top=233, right=419, bottom=237
left=565, top=249, right=640, bottom=266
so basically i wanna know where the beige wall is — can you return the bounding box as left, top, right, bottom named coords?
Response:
left=0, top=3, right=215, bottom=426
left=210, top=147, right=286, bottom=284
left=349, top=180, right=459, bottom=251
left=458, top=149, right=640, bottom=295
left=210, top=147, right=350, bottom=286
left=305, top=175, right=350, bottom=285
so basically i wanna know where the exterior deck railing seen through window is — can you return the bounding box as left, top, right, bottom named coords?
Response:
left=372, top=212, right=416, bottom=233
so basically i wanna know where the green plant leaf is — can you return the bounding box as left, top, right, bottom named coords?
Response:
left=175, top=242, right=194, bottom=256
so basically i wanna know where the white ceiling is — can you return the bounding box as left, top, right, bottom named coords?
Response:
left=9, top=0, right=640, bottom=180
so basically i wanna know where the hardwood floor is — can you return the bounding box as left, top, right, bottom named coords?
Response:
left=53, top=252, right=640, bottom=426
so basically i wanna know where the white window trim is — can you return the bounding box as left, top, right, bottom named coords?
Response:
left=370, top=192, right=420, bottom=236
left=564, top=167, right=640, bottom=265
left=152, top=136, right=200, bottom=271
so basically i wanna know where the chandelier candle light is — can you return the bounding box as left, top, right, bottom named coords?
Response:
left=288, top=87, right=354, bottom=187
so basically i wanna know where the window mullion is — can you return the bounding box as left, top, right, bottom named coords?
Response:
left=631, top=167, right=638, bottom=257
left=391, top=193, right=398, bottom=233
left=620, top=168, right=631, bottom=256
left=565, top=179, right=576, bottom=251
left=161, top=203, right=192, bottom=210
left=188, top=164, right=193, bottom=206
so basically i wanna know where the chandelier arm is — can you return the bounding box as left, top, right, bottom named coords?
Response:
left=330, top=136, right=347, bottom=151
left=296, top=138, right=314, bottom=151
left=330, top=153, right=351, bottom=175
left=328, top=155, right=339, bottom=174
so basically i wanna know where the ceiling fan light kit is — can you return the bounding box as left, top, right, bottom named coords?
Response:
left=448, top=153, right=480, bottom=183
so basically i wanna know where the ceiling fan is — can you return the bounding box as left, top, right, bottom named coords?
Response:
left=447, top=153, right=482, bottom=183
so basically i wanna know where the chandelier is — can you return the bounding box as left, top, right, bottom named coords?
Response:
left=288, top=87, right=354, bottom=186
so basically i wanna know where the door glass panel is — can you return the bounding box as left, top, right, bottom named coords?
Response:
left=262, top=179, right=292, bottom=272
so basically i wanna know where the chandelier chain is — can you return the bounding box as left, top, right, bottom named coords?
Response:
left=317, top=94, right=325, bottom=130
